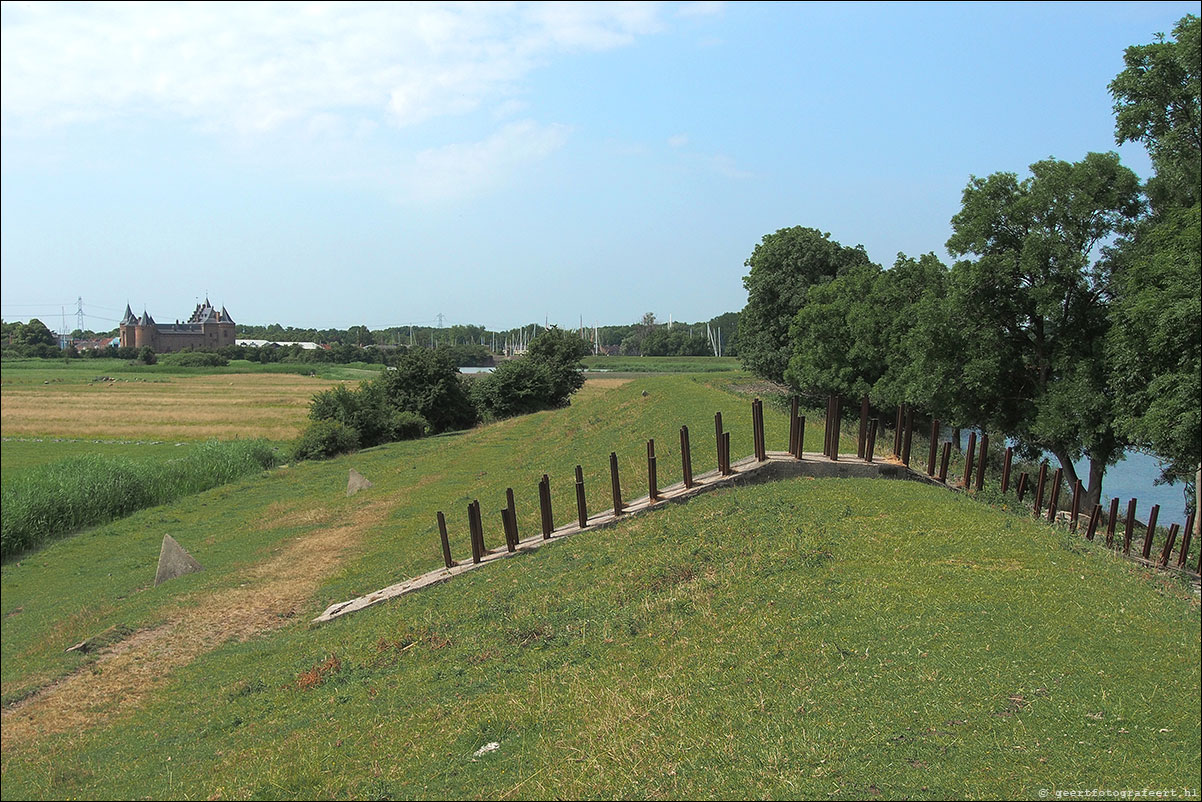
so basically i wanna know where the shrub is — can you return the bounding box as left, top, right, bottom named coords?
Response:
left=292, top=420, right=360, bottom=461
left=389, top=411, right=428, bottom=441
left=138, top=346, right=157, bottom=365
left=472, top=358, right=556, bottom=419
left=159, top=351, right=229, bottom=367
left=377, top=348, right=478, bottom=434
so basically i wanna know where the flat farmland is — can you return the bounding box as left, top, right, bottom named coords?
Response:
left=1, top=372, right=343, bottom=441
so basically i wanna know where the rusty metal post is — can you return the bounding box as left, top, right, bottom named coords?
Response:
left=437, top=511, right=454, bottom=569
left=865, top=419, right=878, bottom=463
left=788, top=397, right=799, bottom=458
left=1016, top=472, right=1029, bottom=502
left=1046, top=468, right=1063, bottom=523
left=1122, top=499, right=1137, bottom=555
left=1178, top=511, right=1195, bottom=568
left=1033, top=462, right=1047, bottom=516
left=927, top=419, right=939, bottom=476
left=680, top=426, right=693, bottom=488
left=506, top=487, right=518, bottom=546
left=723, top=432, right=732, bottom=474
left=823, top=396, right=832, bottom=458
left=1069, top=480, right=1082, bottom=533
left=1001, top=446, right=1013, bottom=494
left=963, top=431, right=977, bottom=489
left=757, top=399, right=766, bottom=460
left=1141, top=504, right=1160, bottom=560
left=1105, top=498, right=1120, bottom=548
left=714, top=412, right=724, bottom=473
left=751, top=399, right=759, bottom=460
left=939, top=442, right=952, bottom=482
left=469, top=500, right=482, bottom=563
left=858, top=396, right=869, bottom=459
left=539, top=475, right=553, bottom=539
left=647, top=439, right=658, bottom=501
left=1085, top=504, right=1102, bottom=541
left=610, top=452, right=623, bottom=515
left=831, top=396, right=841, bottom=462
left=574, top=465, right=588, bottom=529
left=500, top=507, right=516, bottom=553
left=901, top=406, right=914, bottom=466
left=975, top=434, right=988, bottom=492
left=1159, top=524, right=1180, bottom=568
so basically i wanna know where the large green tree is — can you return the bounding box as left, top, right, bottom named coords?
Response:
left=945, top=152, right=1144, bottom=508
left=1108, top=204, right=1201, bottom=486
left=739, top=227, right=874, bottom=383
left=1109, top=14, right=1200, bottom=210
left=1107, top=13, right=1201, bottom=521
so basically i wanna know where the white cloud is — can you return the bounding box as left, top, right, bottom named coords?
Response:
left=408, top=120, right=570, bottom=202
left=676, top=2, right=724, bottom=19
left=708, top=153, right=752, bottom=180
left=668, top=133, right=689, bottom=148
left=0, top=2, right=665, bottom=134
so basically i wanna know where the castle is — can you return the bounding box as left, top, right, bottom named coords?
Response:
left=119, top=299, right=236, bottom=353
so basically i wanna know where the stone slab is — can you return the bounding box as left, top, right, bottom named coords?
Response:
left=155, top=534, right=203, bottom=587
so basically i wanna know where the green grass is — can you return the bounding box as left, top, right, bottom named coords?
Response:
left=0, top=357, right=382, bottom=384
left=582, top=355, right=742, bottom=373
left=1, top=372, right=1197, bottom=799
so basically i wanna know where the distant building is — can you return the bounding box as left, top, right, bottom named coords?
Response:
left=237, top=339, right=322, bottom=350
left=119, top=299, right=236, bottom=352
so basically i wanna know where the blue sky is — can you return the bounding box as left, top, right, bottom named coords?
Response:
left=2, top=1, right=1196, bottom=332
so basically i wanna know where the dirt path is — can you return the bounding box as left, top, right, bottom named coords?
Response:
left=0, top=497, right=392, bottom=752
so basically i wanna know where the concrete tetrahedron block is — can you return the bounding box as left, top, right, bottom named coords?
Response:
left=347, top=468, right=373, bottom=496
left=154, top=534, right=203, bottom=587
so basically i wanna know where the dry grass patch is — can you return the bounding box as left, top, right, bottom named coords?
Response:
left=1, top=374, right=345, bottom=441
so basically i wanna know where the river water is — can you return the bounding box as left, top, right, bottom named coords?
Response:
left=1071, top=450, right=1191, bottom=527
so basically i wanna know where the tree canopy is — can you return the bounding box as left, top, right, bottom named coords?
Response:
left=739, top=227, right=874, bottom=383
left=1109, top=14, right=1200, bottom=210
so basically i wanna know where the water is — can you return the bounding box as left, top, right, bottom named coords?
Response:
left=1072, top=450, right=1190, bottom=527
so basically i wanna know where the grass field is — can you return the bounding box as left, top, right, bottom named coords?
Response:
left=582, top=355, right=742, bottom=373
left=0, top=369, right=1198, bottom=799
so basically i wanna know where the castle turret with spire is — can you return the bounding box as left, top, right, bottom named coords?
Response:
left=118, top=298, right=236, bottom=352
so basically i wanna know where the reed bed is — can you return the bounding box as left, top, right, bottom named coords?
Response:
left=1, top=439, right=280, bottom=559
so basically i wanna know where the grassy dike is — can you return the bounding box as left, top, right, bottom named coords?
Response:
left=1, top=374, right=1198, bottom=799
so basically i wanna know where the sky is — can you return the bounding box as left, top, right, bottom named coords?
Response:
left=1, top=1, right=1197, bottom=332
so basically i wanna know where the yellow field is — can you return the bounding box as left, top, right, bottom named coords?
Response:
left=0, top=373, right=344, bottom=441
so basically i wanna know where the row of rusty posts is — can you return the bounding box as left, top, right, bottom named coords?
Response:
left=907, top=415, right=1196, bottom=571
left=436, top=396, right=772, bottom=569
left=1007, top=461, right=1197, bottom=572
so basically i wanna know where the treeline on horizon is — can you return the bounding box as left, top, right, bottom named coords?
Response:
left=734, top=15, right=1199, bottom=515
left=0, top=312, right=741, bottom=363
